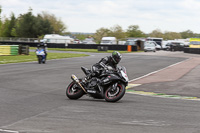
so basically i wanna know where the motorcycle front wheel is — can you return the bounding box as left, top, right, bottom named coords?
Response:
left=104, top=83, right=126, bottom=102
left=66, top=81, right=85, bottom=100
left=38, top=56, right=42, bottom=64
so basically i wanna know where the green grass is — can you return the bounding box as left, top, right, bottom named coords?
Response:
left=48, top=48, right=131, bottom=53
left=29, top=47, right=136, bottom=53
left=0, top=52, right=88, bottom=64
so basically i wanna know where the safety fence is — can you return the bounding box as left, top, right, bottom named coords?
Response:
left=67, top=44, right=138, bottom=51
left=0, top=41, right=139, bottom=51
left=0, top=37, right=38, bottom=42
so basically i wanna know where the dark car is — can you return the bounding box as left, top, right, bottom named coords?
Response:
left=166, top=42, right=185, bottom=51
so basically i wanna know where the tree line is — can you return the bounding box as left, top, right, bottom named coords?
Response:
left=1, top=6, right=200, bottom=42
left=74, top=25, right=200, bottom=44
left=0, top=7, right=66, bottom=38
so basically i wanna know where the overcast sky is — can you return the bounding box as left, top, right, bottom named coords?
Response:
left=1, top=0, right=200, bottom=33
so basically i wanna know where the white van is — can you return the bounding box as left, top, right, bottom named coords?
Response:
left=100, top=37, right=117, bottom=45
left=145, top=41, right=161, bottom=50
left=43, top=34, right=74, bottom=46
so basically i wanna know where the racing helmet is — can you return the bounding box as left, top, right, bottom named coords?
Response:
left=111, top=51, right=122, bottom=64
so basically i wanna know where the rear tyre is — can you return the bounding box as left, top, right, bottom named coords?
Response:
left=104, top=83, right=126, bottom=102
left=66, top=81, right=85, bottom=100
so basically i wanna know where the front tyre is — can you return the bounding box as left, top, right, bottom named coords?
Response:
left=66, top=81, right=84, bottom=100
left=38, top=56, right=42, bottom=64
left=105, top=83, right=126, bottom=102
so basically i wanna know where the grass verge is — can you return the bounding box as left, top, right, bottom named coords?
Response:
left=29, top=47, right=138, bottom=53
left=0, top=52, right=88, bottom=64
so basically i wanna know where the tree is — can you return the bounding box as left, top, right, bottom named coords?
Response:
left=163, top=31, right=182, bottom=40
left=126, top=25, right=146, bottom=38
left=94, top=27, right=110, bottom=43
left=193, top=33, right=200, bottom=38
left=0, top=7, right=67, bottom=37
left=72, top=33, right=93, bottom=41
left=15, top=9, right=54, bottom=38
left=9, top=13, right=16, bottom=37
left=0, top=13, right=16, bottom=37
left=109, top=25, right=126, bottom=40
left=148, top=29, right=164, bottom=38
left=0, top=5, right=1, bottom=18
left=0, top=18, right=10, bottom=37
left=0, top=5, right=2, bottom=36
left=34, top=14, right=53, bottom=37
left=39, top=11, right=66, bottom=34
left=94, top=25, right=127, bottom=43
left=15, top=8, right=37, bottom=37
left=180, top=30, right=194, bottom=39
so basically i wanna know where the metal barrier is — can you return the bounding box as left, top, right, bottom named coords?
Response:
left=19, top=45, right=29, bottom=55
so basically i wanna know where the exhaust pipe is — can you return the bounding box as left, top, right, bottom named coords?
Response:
left=71, top=74, right=87, bottom=93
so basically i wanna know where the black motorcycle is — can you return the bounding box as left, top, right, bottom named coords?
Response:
left=66, top=66, right=129, bottom=102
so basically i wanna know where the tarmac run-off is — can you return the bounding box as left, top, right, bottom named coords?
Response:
left=126, top=57, right=200, bottom=100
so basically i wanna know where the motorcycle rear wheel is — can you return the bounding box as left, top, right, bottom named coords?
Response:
left=66, top=81, right=85, bottom=100
left=104, top=83, right=126, bottom=102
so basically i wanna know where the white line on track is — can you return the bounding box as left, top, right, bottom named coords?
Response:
left=0, top=129, right=19, bottom=133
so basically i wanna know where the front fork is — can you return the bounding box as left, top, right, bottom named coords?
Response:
left=111, top=83, right=118, bottom=91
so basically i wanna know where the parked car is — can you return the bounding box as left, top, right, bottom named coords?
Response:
left=82, top=38, right=96, bottom=44
left=165, top=42, right=185, bottom=51
left=124, top=40, right=136, bottom=45
left=74, top=39, right=81, bottom=44
left=144, top=42, right=156, bottom=52
left=100, top=37, right=117, bottom=45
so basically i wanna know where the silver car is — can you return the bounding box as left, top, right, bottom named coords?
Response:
left=144, top=42, right=156, bottom=52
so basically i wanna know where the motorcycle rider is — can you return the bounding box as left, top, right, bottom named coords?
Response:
left=37, top=40, right=48, bottom=59
left=88, top=51, right=122, bottom=84
left=85, top=51, right=122, bottom=97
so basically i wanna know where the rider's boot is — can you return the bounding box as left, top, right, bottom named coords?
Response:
left=86, top=72, right=97, bottom=80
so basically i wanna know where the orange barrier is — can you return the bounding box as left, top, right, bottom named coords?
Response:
left=127, top=45, right=132, bottom=52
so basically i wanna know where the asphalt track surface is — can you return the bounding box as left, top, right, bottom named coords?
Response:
left=0, top=51, right=200, bottom=133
